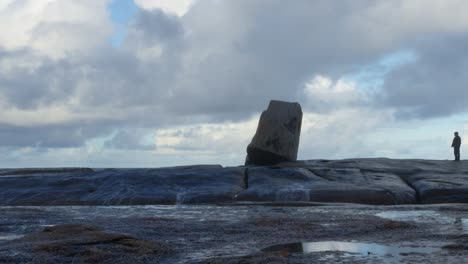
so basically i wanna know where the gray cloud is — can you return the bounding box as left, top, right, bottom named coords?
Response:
left=1, top=0, right=468, bottom=155
left=381, top=33, right=468, bottom=118
left=0, top=123, right=112, bottom=148
left=163, top=0, right=393, bottom=116
left=129, top=9, right=184, bottom=42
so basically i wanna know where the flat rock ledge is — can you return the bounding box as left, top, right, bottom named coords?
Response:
left=0, top=159, right=468, bottom=205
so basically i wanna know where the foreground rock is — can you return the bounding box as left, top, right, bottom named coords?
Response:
left=14, top=224, right=170, bottom=263
left=1, top=204, right=467, bottom=263
left=200, top=253, right=284, bottom=264
left=246, top=100, right=302, bottom=165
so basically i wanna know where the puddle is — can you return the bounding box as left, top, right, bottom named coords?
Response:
left=376, top=210, right=468, bottom=233
left=0, top=235, right=24, bottom=241
left=262, top=241, right=443, bottom=262
left=376, top=210, right=452, bottom=223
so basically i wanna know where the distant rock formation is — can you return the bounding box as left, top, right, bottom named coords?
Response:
left=245, top=100, right=302, bottom=165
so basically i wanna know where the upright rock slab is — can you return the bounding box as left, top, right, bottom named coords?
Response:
left=246, top=100, right=302, bottom=165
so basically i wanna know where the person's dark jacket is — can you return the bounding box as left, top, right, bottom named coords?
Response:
left=452, top=136, right=461, bottom=148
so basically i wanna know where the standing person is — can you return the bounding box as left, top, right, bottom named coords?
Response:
left=451, top=132, right=462, bottom=161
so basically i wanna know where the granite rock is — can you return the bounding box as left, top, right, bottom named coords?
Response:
left=0, top=159, right=467, bottom=205
left=237, top=165, right=416, bottom=204
left=0, top=166, right=246, bottom=205
left=401, top=172, right=468, bottom=203
left=246, top=100, right=302, bottom=165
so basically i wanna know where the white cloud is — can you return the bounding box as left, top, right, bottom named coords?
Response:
left=154, top=119, right=257, bottom=160
left=299, top=109, right=395, bottom=159
left=303, top=75, right=365, bottom=111
left=0, top=0, right=112, bottom=58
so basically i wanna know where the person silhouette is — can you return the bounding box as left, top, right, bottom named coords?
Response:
left=451, top=132, right=461, bottom=161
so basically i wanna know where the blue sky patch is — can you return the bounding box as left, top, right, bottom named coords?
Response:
left=108, top=0, right=138, bottom=47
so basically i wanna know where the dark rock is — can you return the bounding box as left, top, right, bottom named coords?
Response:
left=17, top=224, right=170, bottom=263
left=401, top=172, right=468, bottom=203
left=236, top=167, right=324, bottom=202
left=279, top=158, right=465, bottom=175
left=1, top=159, right=468, bottom=205
left=0, top=168, right=94, bottom=176
left=246, top=100, right=302, bottom=165
left=442, top=243, right=468, bottom=250
left=308, top=168, right=416, bottom=204
left=237, top=166, right=416, bottom=204
left=199, top=253, right=285, bottom=264
left=382, top=220, right=415, bottom=229
left=0, top=166, right=246, bottom=206
left=280, top=158, right=468, bottom=204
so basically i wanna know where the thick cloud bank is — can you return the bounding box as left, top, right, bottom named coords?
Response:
left=0, top=0, right=467, bottom=166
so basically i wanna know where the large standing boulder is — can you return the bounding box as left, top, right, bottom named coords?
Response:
left=246, top=100, right=302, bottom=165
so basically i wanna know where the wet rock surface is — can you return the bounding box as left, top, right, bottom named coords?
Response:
left=280, top=158, right=468, bottom=204
left=0, top=158, right=467, bottom=205
left=0, top=204, right=467, bottom=263
left=236, top=167, right=323, bottom=202
left=237, top=165, right=416, bottom=204
left=14, top=224, right=170, bottom=263
left=401, top=172, right=468, bottom=203
left=0, top=165, right=245, bottom=206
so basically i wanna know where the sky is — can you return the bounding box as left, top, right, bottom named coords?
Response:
left=1, top=0, right=468, bottom=168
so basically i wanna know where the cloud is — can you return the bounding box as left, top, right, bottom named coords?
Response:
left=303, top=75, right=369, bottom=113
left=153, top=120, right=257, bottom=154
left=104, top=129, right=155, bottom=150
left=381, top=34, right=468, bottom=118
left=1, top=0, right=468, bottom=165
left=134, top=0, right=195, bottom=16
left=0, top=0, right=112, bottom=58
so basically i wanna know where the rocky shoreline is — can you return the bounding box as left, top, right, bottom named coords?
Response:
left=0, top=158, right=467, bottom=206
left=1, top=204, right=468, bottom=263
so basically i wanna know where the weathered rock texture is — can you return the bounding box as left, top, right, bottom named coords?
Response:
left=279, top=159, right=468, bottom=204
left=14, top=224, right=170, bottom=263
left=237, top=166, right=416, bottom=204
left=401, top=172, right=468, bottom=203
left=0, top=159, right=467, bottom=205
left=246, top=100, right=302, bottom=165
left=0, top=166, right=245, bottom=205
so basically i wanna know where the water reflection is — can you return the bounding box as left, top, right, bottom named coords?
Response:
left=262, top=241, right=442, bottom=261
left=0, top=234, right=23, bottom=240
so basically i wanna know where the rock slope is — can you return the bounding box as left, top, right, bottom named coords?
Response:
left=0, top=158, right=467, bottom=205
